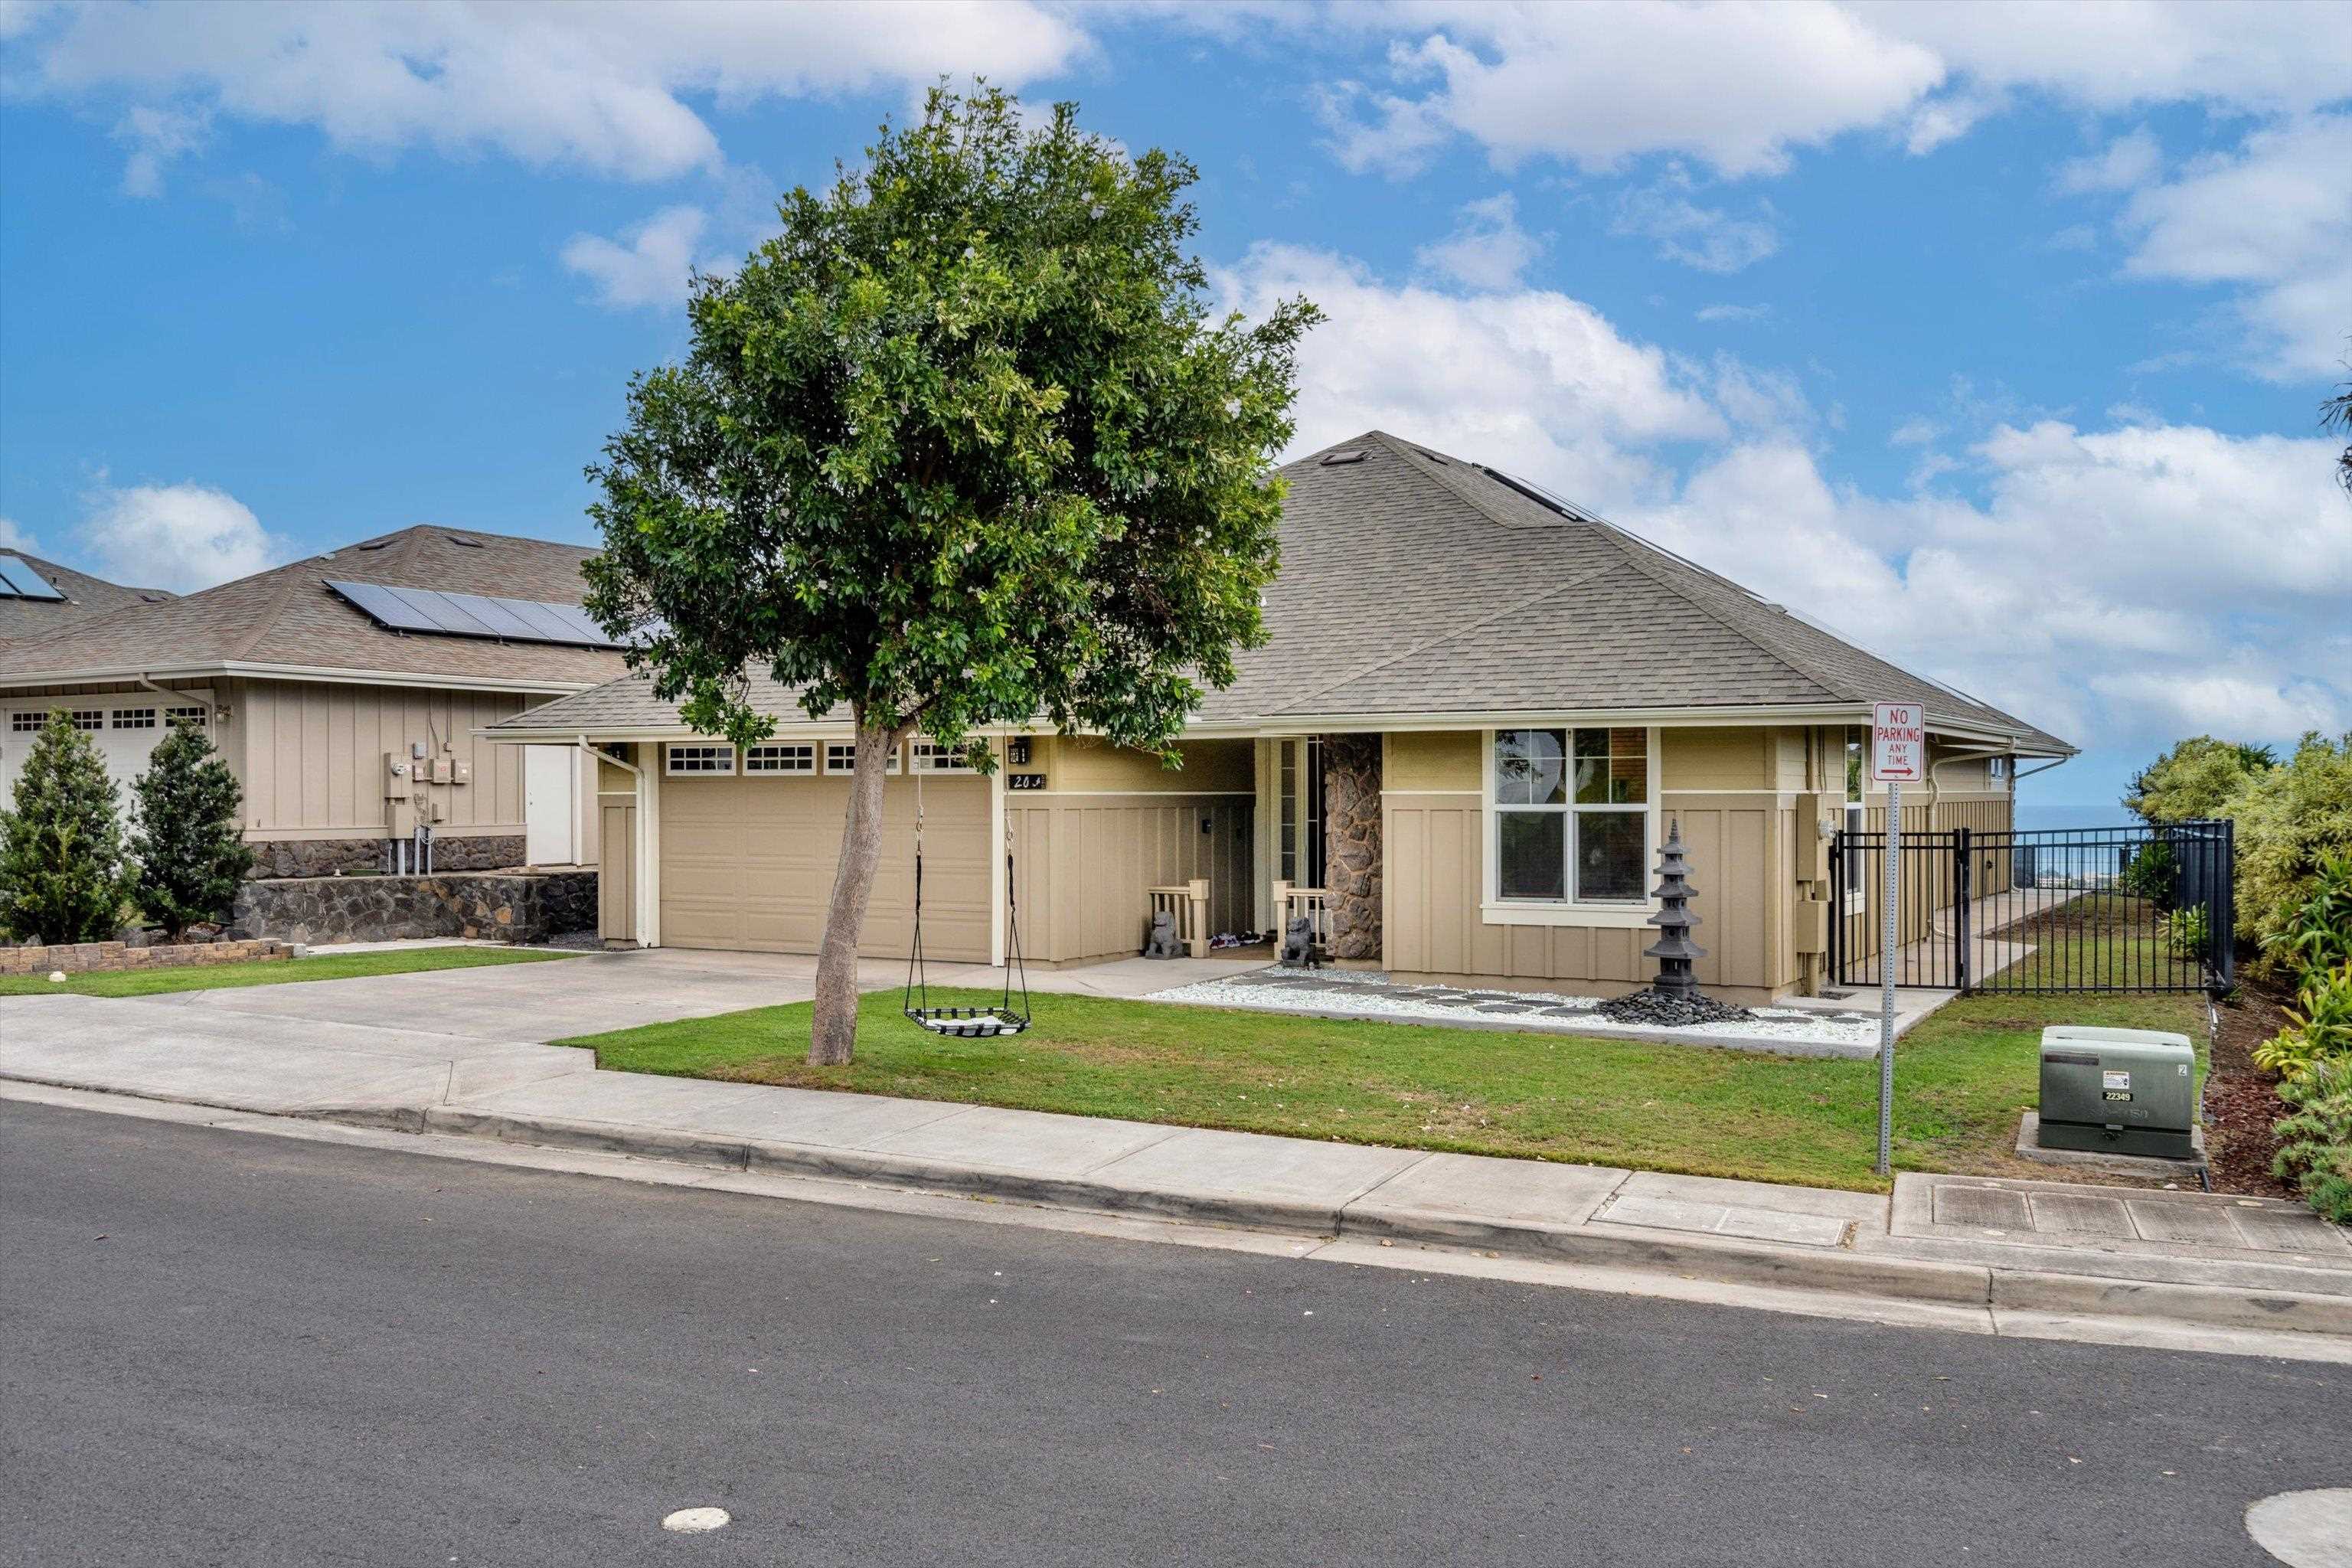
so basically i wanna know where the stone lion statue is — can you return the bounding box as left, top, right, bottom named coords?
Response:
left=1279, top=915, right=1321, bottom=969
left=1143, top=910, right=1183, bottom=959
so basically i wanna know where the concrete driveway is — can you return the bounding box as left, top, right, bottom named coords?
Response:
left=145, top=946, right=1252, bottom=1045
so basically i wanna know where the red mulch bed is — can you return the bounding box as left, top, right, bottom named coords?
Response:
left=2206, top=973, right=2296, bottom=1197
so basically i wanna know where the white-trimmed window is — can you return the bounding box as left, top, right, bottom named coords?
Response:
left=665, top=743, right=735, bottom=776
left=111, top=707, right=157, bottom=730
left=909, top=738, right=975, bottom=774
left=1492, top=727, right=1649, bottom=905
left=743, top=742, right=815, bottom=775
left=67, top=710, right=103, bottom=732
left=165, top=706, right=208, bottom=729
left=8, top=711, right=41, bottom=734
left=825, top=742, right=900, bottom=776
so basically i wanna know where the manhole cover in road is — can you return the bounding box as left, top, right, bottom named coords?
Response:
left=662, top=1507, right=731, bottom=1534
left=2246, top=1488, right=2352, bottom=1567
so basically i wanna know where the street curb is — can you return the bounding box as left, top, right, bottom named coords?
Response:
left=371, top=1104, right=2348, bottom=1341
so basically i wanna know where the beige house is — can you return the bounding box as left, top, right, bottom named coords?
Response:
left=0, top=526, right=626, bottom=876
left=489, top=432, right=2069, bottom=1002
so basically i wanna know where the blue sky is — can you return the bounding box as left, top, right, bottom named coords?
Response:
left=2, top=1, right=2347, bottom=825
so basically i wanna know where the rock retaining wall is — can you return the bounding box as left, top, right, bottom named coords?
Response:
left=1322, top=732, right=1383, bottom=961
left=234, top=870, right=598, bottom=946
left=246, top=834, right=529, bottom=880
left=1, top=938, right=294, bottom=976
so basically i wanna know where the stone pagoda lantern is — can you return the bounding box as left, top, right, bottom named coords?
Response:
left=1644, top=819, right=1704, bottom=1000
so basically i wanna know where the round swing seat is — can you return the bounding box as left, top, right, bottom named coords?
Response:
left=905, top=1005, right=1031, bottom=1039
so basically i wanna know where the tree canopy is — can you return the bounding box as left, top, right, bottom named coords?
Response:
left=131, top=717, right=253, bottom=938
left=581, top=83, right=1321, bottom=762
left=0, top=710, right=131, bottom=945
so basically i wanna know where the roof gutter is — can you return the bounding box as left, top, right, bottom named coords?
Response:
left=2, top=659, right=602, bottom=697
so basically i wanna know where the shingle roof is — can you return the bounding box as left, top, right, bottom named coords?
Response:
left=0, top=552, right=175, bottom=645
left=492, top=432, right=2070, bottom=753
left=0, top=524, right=624, bottom=690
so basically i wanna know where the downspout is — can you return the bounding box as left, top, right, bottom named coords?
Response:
left=1926, top=743, right=2007, bottom=829
left=580, top=736, right=652, bottom=948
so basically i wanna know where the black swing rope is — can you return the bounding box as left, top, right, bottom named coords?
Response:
left=902, top=750, right=1031, bottom=1038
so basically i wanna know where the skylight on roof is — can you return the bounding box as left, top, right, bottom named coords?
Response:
left=0, top=556, right=65, bottom=600
left=1319, top=449, right=1366, bottom=466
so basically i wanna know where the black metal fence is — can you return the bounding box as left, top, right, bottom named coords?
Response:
left=1830, top=819, right=2232, bottom=995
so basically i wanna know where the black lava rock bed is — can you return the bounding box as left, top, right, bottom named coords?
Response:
left=1593, top=990, right=1756, bottom=1027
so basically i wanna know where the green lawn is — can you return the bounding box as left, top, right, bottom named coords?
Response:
left=557, top=980, right=2202, bottom=1193
left=0, top=945, right=577, bottom=998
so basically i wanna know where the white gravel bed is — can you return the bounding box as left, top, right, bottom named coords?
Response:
left=1143, top=969, right=1880, bottom=1050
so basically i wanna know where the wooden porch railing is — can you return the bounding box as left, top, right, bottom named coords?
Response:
left=1148, top=878, right=1212, bottom=959
left=1269, top=880, right=1330, bottom=947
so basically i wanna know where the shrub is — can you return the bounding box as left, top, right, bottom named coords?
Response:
left=2264, top=850, right=2352, bottom=980
left=2123, top=735, right=2271, bottom=824
left=2163, top=903, right=2210, bottom=962
left=2120, top=838, right=2177, bottom=910
left=0, top=710, right=133, bottom=944
left=130, top=717, right=254, bottom=939
left=2234, top=732, right=2352, bottom=959
left=2272, top=1079, right=2352, bottom=1225
left=2253, top=962, right=2352, bottom=1084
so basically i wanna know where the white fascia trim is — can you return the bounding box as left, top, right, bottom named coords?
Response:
left=1, top=660, right=596, bottom=697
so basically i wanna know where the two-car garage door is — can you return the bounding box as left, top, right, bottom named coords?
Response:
left=658, top=773, right=991, bottom=962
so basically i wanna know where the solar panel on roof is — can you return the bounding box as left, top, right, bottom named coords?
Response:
left=0, top=556, right=66, bottom=600
left=324, top=578, right=623, bottom=649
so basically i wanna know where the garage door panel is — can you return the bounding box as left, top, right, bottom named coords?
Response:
left=659, top=773, right=989, bottom=960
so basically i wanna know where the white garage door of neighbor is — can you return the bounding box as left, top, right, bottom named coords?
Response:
left=524, top=745, right=579, bottom=864
left=658, top=773, right=991, bottom=961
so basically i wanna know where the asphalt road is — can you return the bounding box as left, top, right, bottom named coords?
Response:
left=4, top=1098, right=2341, bottom=1568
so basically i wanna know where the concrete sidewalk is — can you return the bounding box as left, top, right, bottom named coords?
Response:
left=3, top=988, right=2346, bottom=1352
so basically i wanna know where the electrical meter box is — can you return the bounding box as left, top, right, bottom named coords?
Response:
left=430, top=755, right=453, bottom=786
left=2037, top=1025, right=2197, bottom=1160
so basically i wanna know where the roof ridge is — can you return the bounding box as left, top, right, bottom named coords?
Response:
left=1584, top=531, right=1841, bottom=702
left=227, top=562, right=315, bottom=660
left=1276, top=562, right=1625, bottom=713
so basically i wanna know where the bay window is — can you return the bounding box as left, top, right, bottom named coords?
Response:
left=1492, top=727, right=1650, bottom=906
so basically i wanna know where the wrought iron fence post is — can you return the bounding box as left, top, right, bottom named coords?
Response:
left=1955, top=826, right=1973, bottom=992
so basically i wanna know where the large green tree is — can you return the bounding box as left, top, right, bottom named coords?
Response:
left=582, top=86, right=1319, bottom=1063
left=0, top=710, right=132, bottom=945
left=131, top=717, right=254, bottom=938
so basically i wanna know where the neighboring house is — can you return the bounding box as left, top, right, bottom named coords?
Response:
left=488, top=432, right=2071, bottom=1002
left=0, top=526, right=627, bottom=876
left=0, top=550, right=174, bottom=644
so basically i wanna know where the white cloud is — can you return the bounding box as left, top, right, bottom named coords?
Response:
left=1696, top=303, right=1772, bottom=324
left=1319, top=2, right=1944, bottom=178
left=2053, top=126, right=2161, bottom=194
left=1632, top=420, right=2351, bottom=747
left=1413, top=193, right=1540, bottom=290
left=1609, top=175, right=1779, bottom=273
left=1902, top=87, right=2004, bottom=155
left=1223, top=243, right=1723, bottom=506
left=14, top=0, right=1086, bottom=189
left=562, top=204, right=731, bottom=310
left=113, top=103, right=210, bottom=198
left=77, top=482, right=288, bottom=592
left=1888, top=417, right=1941, bottom=446
left=0, top=515, right=38, bottom=554
left=2112, top=113, right=2352, bottom=381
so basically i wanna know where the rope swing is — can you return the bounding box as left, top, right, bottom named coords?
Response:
left=903, top=740, right=1031, bottom=1037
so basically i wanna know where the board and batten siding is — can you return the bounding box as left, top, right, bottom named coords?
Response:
left=231, top=678, right=539, bottom=841
left=1381, top=726, right=1805, bottom=1001
left=1005, top=737, right=1254, bottom=965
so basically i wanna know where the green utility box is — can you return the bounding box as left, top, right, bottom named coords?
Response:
left=2037, top=1025, right=2197, bottom=1160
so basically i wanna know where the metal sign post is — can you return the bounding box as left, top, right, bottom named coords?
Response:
left=1870, top=701, right=1922, bottom=1178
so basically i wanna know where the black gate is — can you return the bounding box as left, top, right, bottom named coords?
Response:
left=1830, top=820, right=2232, bottom=995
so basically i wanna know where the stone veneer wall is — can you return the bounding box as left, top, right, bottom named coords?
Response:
left=1321, top=732, right=1383, bottom=961
left=234, top=870, right=598, bottom=946
left=0, top=938, right=293, bottom=976
left=245, top=834, right=529, bottom=880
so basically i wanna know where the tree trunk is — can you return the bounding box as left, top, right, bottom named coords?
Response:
left=809, top=714, right=903, bottom=1066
